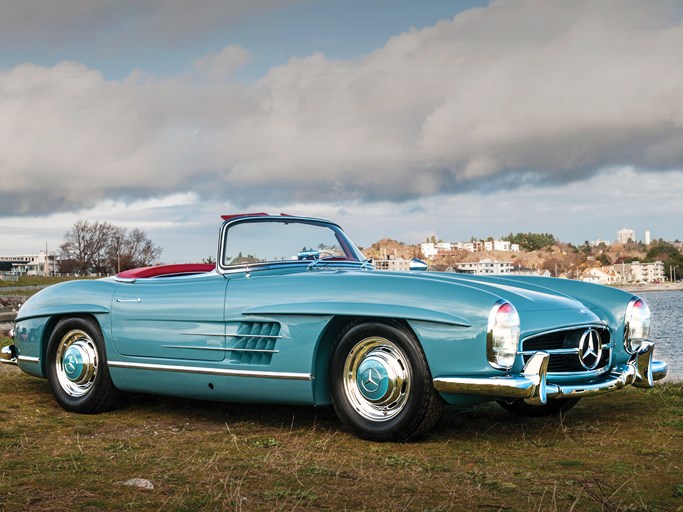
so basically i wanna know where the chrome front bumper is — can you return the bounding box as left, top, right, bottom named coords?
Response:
left=1, top=345, right=18, bottom=366
left=433, top=341, right=667, bottom=406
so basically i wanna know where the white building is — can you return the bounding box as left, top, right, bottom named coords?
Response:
left=622, top=261, right=665, bottom=283
left=588, top=261, right=665, bottom=284
left=617, top=227, right=636, bottom=244
left=0, top=252, right=58, bottom=276
left=483, top=240, right=520, bottom=252
left=421, top=239, right=519, bottom=259
left=581, top=267, right=621, bottom=285
left=456, top=259, right=513, bottom=275
left=420, top=242, right=454, bottom=259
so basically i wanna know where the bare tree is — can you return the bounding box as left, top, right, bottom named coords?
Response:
left=105, top=228, right=162, bottom=273
left=105, top=226, right=127, bottom=274
left=59, top=220, right=116, bottom=275
left=59, top=220, right=162, bottom=275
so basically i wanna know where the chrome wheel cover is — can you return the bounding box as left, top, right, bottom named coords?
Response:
left=54, top=329, right=98, bottom=397
left=342, top=336, right=411, bottom=422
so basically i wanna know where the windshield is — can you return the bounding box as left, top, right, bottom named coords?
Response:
left=221, top=219, right=364, bottom=268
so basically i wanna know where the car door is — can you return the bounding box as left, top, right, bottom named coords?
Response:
left=111, top=274, right=228, bottom=362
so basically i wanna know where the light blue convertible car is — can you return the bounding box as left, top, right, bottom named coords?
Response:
left=1, top=214, right=668, bottom=440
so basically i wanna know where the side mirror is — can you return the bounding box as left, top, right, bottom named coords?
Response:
left=409, top=258, right=429, bottom=271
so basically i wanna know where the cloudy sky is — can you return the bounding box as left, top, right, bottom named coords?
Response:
left=1, top=0, right=682, bottom=262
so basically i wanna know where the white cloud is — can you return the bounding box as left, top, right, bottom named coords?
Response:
left=1, top=0, right=682, bottom=222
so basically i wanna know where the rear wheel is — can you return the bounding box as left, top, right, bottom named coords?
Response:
left=497, top=397, right=580, bottom=417
left=46, top=316, right=121, bottom=413
left=330, top=321, right=443, bottom=441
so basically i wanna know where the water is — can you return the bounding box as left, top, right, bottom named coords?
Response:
left=639, top=290, right=682, bottom=381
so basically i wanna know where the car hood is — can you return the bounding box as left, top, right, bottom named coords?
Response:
left=369, top=270, right=586, bottom=313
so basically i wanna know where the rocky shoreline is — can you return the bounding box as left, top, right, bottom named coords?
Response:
left=622, top=282, right=683, bottom=293
left=0, top=295, right=24, bottom=335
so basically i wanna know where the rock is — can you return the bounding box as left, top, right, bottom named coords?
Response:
left=0, top=322, right=13, bottom=336
left=121, top=478, right=154, bottom=490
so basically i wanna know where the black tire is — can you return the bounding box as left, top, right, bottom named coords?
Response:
left=46, top=316, right=122, bottom=413
left=497, top=397, right=580, bottom=417
left=330, top=321, right=444, bottom=441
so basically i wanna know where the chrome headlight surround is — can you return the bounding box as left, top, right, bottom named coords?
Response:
left=487, top=300, right=521, bottom=370
left=624, top=297, right=651, bottom=354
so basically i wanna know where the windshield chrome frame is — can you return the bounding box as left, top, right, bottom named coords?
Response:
left=216, top=215, right=367, bottom=275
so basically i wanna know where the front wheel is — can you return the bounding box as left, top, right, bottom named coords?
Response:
left=330, top=321, right=444, bottom=441
left=46, top=316, right=121, bottom=413
left=497, top=397, right=580, bottom=417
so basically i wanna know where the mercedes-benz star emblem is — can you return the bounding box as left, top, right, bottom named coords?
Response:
left=65, top=355, right=77, bottom=373
left=578, top=328, right=602, bottom=370
left=361, top=368, right=381, bottom=393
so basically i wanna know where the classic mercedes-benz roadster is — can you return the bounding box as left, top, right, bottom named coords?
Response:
left=2, top=214, right=668, bottom=440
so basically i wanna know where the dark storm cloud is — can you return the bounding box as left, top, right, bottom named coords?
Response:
left=0, top=0, right=296, bottom=46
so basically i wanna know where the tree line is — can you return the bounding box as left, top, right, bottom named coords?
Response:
left=502, top=232, right=557, bottom=252
left=644, top=240, right=683, bottom=279
left=59, top=220, right=162, bottom=275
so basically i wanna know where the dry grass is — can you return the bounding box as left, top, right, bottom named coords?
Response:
left=1, top=363, right=681, bottom=512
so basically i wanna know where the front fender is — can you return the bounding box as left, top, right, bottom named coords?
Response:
left=16, top=279, right=116, bottom=322
left=13, top=279, right=116, bottom=378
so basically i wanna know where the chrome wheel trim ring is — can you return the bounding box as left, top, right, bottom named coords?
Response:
left=54, top=329, right=98, bottom=398
left=342, top=336, right=411, bottom=422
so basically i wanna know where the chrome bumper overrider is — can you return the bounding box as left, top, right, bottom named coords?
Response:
left=1, top=345, right=18, bottom=366
left=433, top=341, right=667, bottom=406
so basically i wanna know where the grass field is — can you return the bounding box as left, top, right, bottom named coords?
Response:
left=0, top=362, right=681, bottom=512
left=0, top=276, right=78, bottom=289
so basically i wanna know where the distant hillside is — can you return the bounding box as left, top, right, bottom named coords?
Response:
left=362, top=238, right=675, bottom=278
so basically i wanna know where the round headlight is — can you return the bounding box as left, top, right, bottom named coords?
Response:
left=624, top=297, right=651, bottom=354
left=487, top=301, right=520, bottom=370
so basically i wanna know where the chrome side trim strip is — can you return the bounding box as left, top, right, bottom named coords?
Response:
left=18, top=356, right=40, bottom=364
left=160, top=345, right=279, bottom=354
left=108, top=360, right=311, bottom=380
left=180, top=333, right=282, bottom=339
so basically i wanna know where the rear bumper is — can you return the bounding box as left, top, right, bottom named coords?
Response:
left=433, top=341, right=667, bottom=406
left=1, top=345, right=18, bottom=366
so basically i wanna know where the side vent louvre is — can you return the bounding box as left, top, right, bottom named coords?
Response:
left=228, top=322, right=281, bottom=366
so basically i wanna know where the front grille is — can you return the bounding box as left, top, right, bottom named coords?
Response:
left=227, top=322, right=281, bottom=366
left=521, top=327, right=611, bottom=373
